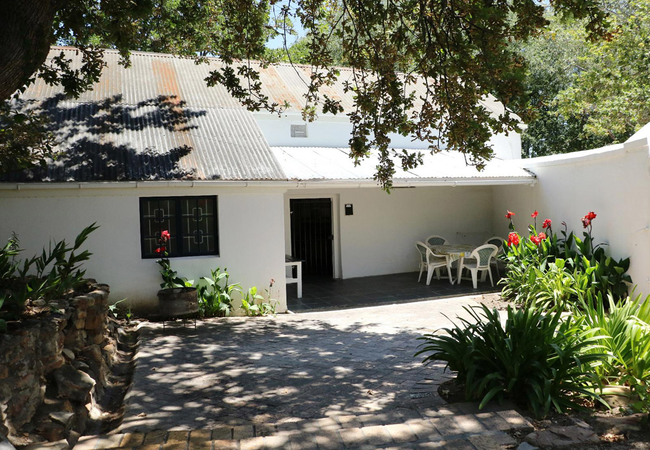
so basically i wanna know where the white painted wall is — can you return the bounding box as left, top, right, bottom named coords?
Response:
left=0, top=185, right=288, bottom=315
left=491, top=138, right=650, bottom=298
left=255, top=112, right=522, bottom=161
left=284, top=185, right=495, bottom=279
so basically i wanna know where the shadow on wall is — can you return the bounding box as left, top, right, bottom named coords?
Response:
left=2, top=94, right=207, bottom=182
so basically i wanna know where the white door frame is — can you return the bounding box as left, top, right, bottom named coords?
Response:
left=284, top=193, right=342, bottom=279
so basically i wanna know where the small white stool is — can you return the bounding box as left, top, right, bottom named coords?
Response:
left=285, top=255, right=303, bottom=298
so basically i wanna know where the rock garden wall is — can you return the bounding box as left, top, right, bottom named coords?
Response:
left=0, top=282, right=117, bottom=446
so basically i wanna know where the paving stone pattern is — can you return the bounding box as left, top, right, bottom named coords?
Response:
left=77, top=295, right=530, bottom=449
left=75, top=409, right=531, bottom=449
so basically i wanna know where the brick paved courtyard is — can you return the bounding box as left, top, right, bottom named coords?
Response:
left=73, top=294, right=534, bottom=449
left=122, top=296, right=490, bottom=431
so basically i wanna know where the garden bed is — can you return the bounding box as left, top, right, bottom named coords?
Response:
left=431, top=292, right=650, bottom=449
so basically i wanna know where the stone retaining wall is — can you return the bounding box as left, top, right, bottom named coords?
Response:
left=0, top=282, right=112, bottom=444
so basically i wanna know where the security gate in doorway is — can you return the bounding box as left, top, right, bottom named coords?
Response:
left=290, top=198, right=333, bottom=278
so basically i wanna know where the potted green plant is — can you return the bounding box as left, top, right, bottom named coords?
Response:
left=155, top=230, right=198, bottom=319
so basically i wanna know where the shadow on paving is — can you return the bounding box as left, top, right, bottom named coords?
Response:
left=120, top=314, right=455, bottom=432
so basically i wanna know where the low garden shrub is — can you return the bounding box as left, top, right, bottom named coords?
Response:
left=240, top=282, right=278, bottom=316
left=195, top=268, right=242, bottom=318
left=577, top=292, right=650, bottom=411
left=416, top=304, right=605, bottom=418
left=0, top=223, right=99, bottom=332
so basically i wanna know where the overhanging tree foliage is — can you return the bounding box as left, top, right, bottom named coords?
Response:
left=0, top=0, right=610, bottom=188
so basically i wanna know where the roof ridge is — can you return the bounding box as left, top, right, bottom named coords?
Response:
left=47, top=46, right=365, bottom=74
left=46, top=46, right=513, bottom=119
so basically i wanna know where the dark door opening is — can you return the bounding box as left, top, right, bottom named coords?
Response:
left=290, top=198, right=333, bottom=278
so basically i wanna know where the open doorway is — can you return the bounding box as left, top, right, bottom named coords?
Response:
left=290, top=198, right=334, bottom=278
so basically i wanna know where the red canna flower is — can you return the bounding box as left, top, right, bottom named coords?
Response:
left=530, top=235, right=541, bottom=246
left=538, top=232, right=547, bottom=240
left=531, top=210, right=538, bottom=218
left=155, top=246, right=166, bottom=253
left=505, top=210, right=515, bottom=219
left=542, top=219, right=552, bottom=229
left=581, top=211, right=597, bottom=228
left=507, top=232, right=520, bottom=246
left=160, top=230, right=171, bottom=242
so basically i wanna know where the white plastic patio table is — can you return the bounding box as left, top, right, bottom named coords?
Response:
left=428, top=244, right=476, bottom=285
left=285, top=255, right=302, bottom=298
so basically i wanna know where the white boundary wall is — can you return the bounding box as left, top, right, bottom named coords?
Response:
left=492, top=137, right=650, bottom=298
left=0, top=184, right=288, bottom=315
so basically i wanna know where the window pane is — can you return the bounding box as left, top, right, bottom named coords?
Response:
left=141, top=198, right=178, bottom=257
left=181, top=197, right=215, bottom=255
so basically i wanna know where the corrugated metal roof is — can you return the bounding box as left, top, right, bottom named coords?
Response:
left=23, top=48, right=514, bottom=117
left=7, top=48, right=285, bottom=182
left=231, top=60, right=512, bottom=119
left=6, top=47, right=522, bottom=184
left=272, top=147, right=535, bottom=182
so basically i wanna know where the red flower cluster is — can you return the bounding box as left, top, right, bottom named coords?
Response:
left=507, top=232, right=520, bottom=246
left=581, top=212, right=597, bottom=228
left=530, top=232, right=547, bottom=246
left=531, top=210, right=538, bottom=218
left=542, top=219, right=552, bottom=229
left=505, top=210, right=515, bottom=219
left=155, top=230, right=171, bottom=254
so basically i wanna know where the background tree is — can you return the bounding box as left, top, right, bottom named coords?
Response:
left=556, top=0, right=650, bottom=143
left=1, top=0, right=609, bottom=187
left=518, top=0, right=650, bottom=157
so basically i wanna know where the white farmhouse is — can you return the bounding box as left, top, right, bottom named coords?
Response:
left=2, top=47, right=647, bottom=314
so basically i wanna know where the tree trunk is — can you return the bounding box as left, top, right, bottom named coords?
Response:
left=0, top=0, right=57, bottom=102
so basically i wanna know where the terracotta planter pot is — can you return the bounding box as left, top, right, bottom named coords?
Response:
left=157, top=287, right=199, bottom=319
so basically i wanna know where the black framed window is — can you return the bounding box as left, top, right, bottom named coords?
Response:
left=140, top=196, right=219, bottom=258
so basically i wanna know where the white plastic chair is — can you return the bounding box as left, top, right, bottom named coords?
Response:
left=484, top=236, right=505, bottom=277
left=459, top=244, right=498, bottom=289
left=425, top=235, right=448, bottom=247
left=415, top=241, right=454, bottom=285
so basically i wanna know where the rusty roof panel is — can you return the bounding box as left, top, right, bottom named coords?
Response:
left=22, top=48, right=512, bottom=118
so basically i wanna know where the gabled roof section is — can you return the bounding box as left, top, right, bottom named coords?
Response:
left=4, top=47, right=524, bottom=185
left=4, top=48, right=285, bottom=182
